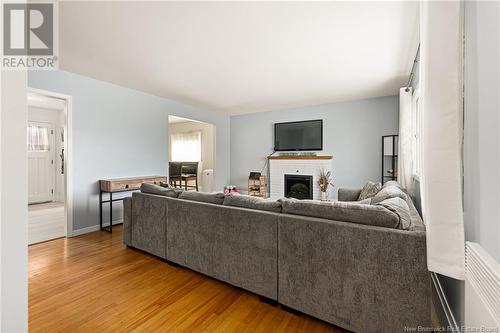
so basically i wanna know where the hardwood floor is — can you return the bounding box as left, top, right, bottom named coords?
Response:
left=29, top=226, right=346, bottom=333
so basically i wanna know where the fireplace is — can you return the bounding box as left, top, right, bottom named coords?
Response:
left=284, top=174, right=313, bottom=200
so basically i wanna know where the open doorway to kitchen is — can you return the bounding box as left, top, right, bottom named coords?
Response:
left=27, top=88, right=72, bottom=244
left=168, top=116, right=216, bottom=192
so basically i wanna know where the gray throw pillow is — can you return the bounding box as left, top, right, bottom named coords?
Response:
left=223, top=194, right=282, bottom=213
left=141, top=183, right=183, bottom=198
left=374, top=197, right=411, bottom=230
left=358, top=181, right=382, bottom=201
left=371, top=184, right=408, bottom=205
left=178, top=191, right=225, bottom=205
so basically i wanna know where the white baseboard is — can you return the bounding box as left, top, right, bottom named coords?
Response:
left=71, top=219, right=123, bottom=237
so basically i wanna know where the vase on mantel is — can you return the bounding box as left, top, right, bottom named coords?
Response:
left=320, top=191, right=328, bottom=201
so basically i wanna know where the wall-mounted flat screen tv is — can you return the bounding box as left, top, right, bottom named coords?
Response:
left=274, top=119, right=323, bottom=151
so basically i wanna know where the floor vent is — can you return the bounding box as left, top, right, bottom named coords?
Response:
left=465, top=242, right=500, bottom=328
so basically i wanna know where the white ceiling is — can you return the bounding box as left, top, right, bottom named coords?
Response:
left=59, top=1, right=419, bottom=115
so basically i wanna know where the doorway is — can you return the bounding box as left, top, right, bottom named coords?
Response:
left=28, top=120, right=55, bottom=203
left=168, top=116, right=216, bottom=192
left=27, top=88, right=72, bottom=244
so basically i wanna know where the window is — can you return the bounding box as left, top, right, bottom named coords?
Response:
left=170, top=131, right=201, bottom=162
left=412, top=91, right=422, bottom=178
left=27, top=125, right=50, bottom=151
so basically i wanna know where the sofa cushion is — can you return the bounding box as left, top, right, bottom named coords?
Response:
left=338, top=188, right=362, bottom=201
left=371, top=183, right=408, bottom=205
left=358, top=181, right=382, bottom=200
left=141, top=183, right=183, bottom=198
left=374, top=197, right=411, bottom=230
left=178, top=191, right=225, bottom=205
left=280, top=198, right=400, bottom=229
left=223, top=194, right=282, bottom=213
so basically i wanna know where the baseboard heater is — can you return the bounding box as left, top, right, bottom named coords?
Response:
left=465, top=242, right=500, bottom=329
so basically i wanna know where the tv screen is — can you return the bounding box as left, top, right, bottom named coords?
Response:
left=274, top=120, right=323, bottom=151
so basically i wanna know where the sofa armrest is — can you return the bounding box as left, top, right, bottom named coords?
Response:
left=278, top=215, right=430, bottom=333
left=130, top=192, right=168, bottom=259
left=337, top=188, right=362, bottom=201
left=122, top=196, right=132, bottom=246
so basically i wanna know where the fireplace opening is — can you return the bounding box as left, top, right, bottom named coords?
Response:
left=284, top=174, right=313, bottom=200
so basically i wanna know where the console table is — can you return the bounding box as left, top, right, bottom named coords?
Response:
left=99, top=176, right=166, bottom=232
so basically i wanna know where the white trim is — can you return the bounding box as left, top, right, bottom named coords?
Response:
left=412, top=173, right=421, bottom=182
left=71, top=225, right=100, bottom=237
left=28, top=88, right=74, bottom=237
left=72, top=220, right=123, bottom=237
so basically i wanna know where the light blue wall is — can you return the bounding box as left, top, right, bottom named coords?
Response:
left=28, top=70, right=230, bottom=232
left=230, top=96, right=399, bottom=195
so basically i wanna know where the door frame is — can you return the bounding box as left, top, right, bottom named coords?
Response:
left=28, top=87, right=74, bottom=237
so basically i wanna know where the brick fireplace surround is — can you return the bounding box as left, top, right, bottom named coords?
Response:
left=268, top=155, right=333, bottom=200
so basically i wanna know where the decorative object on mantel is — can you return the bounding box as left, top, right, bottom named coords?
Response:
left=223, top=185, right=238, bottom=195
left=317, top=169, right=334, bottom=201
left=382, top=135, right=399, bottom=184
left=248, top=174, right=267, bottom=197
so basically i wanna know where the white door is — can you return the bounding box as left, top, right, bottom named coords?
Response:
left=28, top=121, right=55, bottom=204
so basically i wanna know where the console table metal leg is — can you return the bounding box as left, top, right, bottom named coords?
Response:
left=99, top=190, right=103, bottom=230
left=109, top=192, right=113, bottom=233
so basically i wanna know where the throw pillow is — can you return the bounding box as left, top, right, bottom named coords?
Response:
left=358, top=181, right=382, bottom=201
left=370, top=184, right=408, bottom=205
left=374, top=197, right=411, bottom=230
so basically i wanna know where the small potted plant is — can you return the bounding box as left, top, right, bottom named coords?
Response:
left=318, top=169, right=334, bottom=201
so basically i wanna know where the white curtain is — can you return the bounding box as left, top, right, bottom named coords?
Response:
left=27, top=125, right=49, bottom=151
left=398, top=87, right=413, bottom=190
left=170, top=131, right=201, bottom=162
left=420, top=1, right=465, bottom=279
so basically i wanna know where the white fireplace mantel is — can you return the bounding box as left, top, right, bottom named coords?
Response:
left=268, top=155, right=333, bottom=200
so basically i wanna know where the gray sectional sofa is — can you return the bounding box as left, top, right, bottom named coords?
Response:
left=123, top=181, right=431, bottom=333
